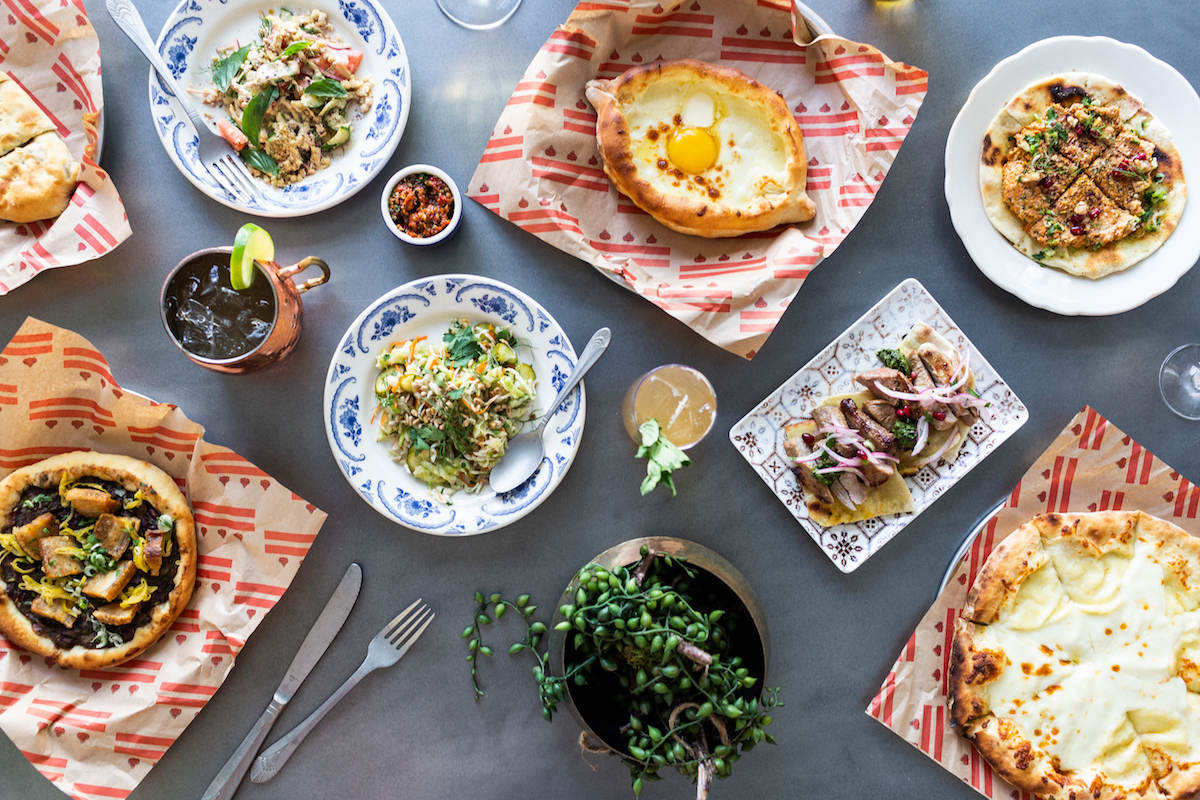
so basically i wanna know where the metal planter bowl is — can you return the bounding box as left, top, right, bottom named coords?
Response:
left=550, top=537, right=770, bottom=755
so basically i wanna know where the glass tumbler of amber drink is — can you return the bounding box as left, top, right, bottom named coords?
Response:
left=621, top=364, right=717, bottom=449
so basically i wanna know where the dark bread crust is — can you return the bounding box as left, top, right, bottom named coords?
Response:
left=0, top=452, right=196, bottom=669
left=585, top=58, right=815, bottom=238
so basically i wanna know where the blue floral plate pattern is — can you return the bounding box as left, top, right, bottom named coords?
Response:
left=150, top=0, right=410, bottom=217
left=324, top=275, right=585, bottom=535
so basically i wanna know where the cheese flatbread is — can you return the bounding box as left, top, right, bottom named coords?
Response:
left=949, top=511, right=1200, bottom=800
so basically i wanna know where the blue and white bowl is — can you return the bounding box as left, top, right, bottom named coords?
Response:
left=150, top=0, right=410, bottom=217
left=324, top=275, right=586, bottom=535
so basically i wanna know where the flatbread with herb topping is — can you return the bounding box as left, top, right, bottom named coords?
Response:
left=980, top=73, right=1186, bottom=279
left=0, top=452, right=196, bottom=669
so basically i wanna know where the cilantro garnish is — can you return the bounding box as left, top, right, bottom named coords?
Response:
left=636, top=420, right=691, bottom=497
left=444, top=322, right=484, bottom=366
left=20, top=493, right=53, bottom=510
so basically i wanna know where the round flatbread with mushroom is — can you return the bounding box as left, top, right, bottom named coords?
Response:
left=979, top=73, right=1186, bottom=279
left=0, top=452, right=196, bottom=669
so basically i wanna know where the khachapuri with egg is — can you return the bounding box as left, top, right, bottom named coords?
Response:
left=585, top=59, right=815, bottom=237
left=784, top=322, right=981, bottom=527
left=950, top=511, right=1200, bottom=800
left=0, top=452, right=196, bottom=669
left=980, top=73, right=1185, bottom=279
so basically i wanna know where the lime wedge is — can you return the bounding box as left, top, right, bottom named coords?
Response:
left=230, top=223, right=274, bottom=291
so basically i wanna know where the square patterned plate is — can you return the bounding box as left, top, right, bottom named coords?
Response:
left=729, top=278, right=1029, bottom=572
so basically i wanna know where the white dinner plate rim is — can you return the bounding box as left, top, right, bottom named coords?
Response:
left=944, top=35, right=1200, bottom=315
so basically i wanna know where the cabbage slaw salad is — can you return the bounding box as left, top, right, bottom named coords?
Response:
left=374, top=320, right=536, bottom=496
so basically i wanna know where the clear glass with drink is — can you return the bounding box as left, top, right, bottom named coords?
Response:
left=1159, top=343, right=1200, bottom=421
left=621, top=364, right=717, bottom=449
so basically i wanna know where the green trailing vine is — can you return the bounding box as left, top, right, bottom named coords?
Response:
left=465, top=547, right=780, bottom=798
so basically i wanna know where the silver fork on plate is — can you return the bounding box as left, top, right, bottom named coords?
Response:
left=105, top=0, right=262, bottom=203
left=249, top=599, right=435, bottom=783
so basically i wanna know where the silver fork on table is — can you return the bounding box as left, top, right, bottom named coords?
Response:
left=249, top=599, right=435, bottom=783
left=105, top=0, right=262, bottom=204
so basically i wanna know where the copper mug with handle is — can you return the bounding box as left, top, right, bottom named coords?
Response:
left=160, top=246, right=330, bottom=373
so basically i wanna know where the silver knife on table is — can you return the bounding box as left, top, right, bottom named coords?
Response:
left=200, top=562, right=362, bottom=800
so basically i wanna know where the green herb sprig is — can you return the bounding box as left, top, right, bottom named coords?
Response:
left=465, top=548, right=780, bottom=797
left=636, top=420, right=690, bottom=497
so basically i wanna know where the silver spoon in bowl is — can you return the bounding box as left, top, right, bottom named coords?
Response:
left=489, top=327, right=611, bottom=494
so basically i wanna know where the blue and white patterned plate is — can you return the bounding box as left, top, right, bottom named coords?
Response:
left=150, top=0, right=410, bottom=217
left=324, top=275, right=585, bottom=535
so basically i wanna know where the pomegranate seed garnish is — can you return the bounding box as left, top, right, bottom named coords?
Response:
left=1074, top=125, right=1084, bottom=136
left=1069, top=213, right=1083, bottom=224
left=896, top=406, right=908, bottom=419
left=1040, top=176, right=1054, bottom=189
left=1070, top=225, right=1085, bottom=235
left=1088, top=207, right=1102, bottom=219
left=1135, top=152, right=1147, bottom=161
left=909, top=370, right=918, bottom=381
left=1120, top=158, right=1131, bottom=169
left=801, top=433, right=815, bottom=447
left=932, top=410, right=947, bottom=421
left=856, top=449, right=868, bottom=459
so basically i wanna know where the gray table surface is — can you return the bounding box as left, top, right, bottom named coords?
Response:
left=2, top=1, right=1199, bottom=798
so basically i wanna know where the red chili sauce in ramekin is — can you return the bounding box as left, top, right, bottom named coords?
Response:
left=387, top=173, right=455, bottom=238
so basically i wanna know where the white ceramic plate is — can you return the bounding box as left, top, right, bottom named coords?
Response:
left=150, top=0, right=410, bottom=217
left=945, top=36, right=1200, bottom=315
left=729, top=278, right=1029, bottom=573
left=324, top=275, right=585, bottom=535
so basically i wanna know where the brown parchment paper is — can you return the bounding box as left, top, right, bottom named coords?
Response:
left=0, top=318, right=326, bottom=800
left=467, top=0, right=928, bottom=359
left=865, top=406, right=1200, bottom=798
left=0, top=0, right=131, bottom=294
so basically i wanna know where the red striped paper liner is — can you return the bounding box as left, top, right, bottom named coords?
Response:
left=0, top=318, right=326, bottom=800
left=865, top=406, right=1199, bottom=798
left=468, top=0, right=927, bottom=358
left=0, top=0, right=131, bottom=295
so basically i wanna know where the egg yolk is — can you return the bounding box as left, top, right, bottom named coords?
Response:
left=666, top=127, right=718, bottom=174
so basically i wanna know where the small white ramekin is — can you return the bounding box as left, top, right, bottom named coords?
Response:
left=380, top=164, right=463, bottom=245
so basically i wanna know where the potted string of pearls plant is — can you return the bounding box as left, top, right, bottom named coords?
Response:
left=464, top=538, right=779, bottom=799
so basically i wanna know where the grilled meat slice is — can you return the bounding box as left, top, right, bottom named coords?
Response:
left=64, top=487, right=120, bottom=517
left=144, top=530, right=165, bottom=575
left=831, top=473, right=867, bottom=509
left=13, top=512, right=55, bottom=559
left=94, top=513, right=136, bottom=560
left=783, top=439, right=835, bottom=506
left=30, top=596, right=79, bottom=627
left=863, top=399, right=899, bottom=430
left=810, top=405, right=853, bottom=453
left=93, top=602, right=137, bottom=627
left=917, top=343, right=979, bottom=424
left=908, top=360, right=956, bottom=430
left=39, top=536, right=83, bottom=578
left=814, top=401, right=894, bottom=486
left=840, top=398, right=897, bottom=456
left=82, top=560, right=137, bottom=602
left=854, top=368, right=913, bottom=403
